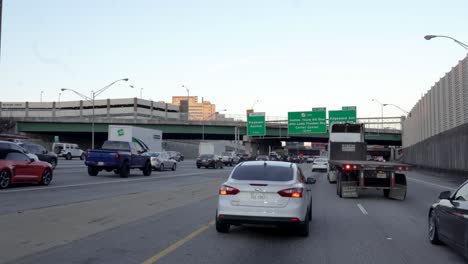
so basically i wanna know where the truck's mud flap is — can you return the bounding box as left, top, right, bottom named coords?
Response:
left=389, top=185, right=407, bottom=200
left=389, top=173, right=407, bottom=200
left=341, top=182, right=359, bottom=198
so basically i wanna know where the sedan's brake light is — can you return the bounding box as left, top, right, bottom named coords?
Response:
left=115, top=153, right=120, bottom=160
left=219, top=185, right=240, bottom=195
left=278, top=188, right=303, bottom=198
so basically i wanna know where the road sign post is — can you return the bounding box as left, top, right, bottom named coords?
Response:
left=247, top=112, right=266, bottom=136
left=288, top=110, right=326, bottom=134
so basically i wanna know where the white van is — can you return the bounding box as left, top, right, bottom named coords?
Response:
left=52, top=143, right=85, bottom=160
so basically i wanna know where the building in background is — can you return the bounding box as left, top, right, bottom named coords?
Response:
left=172, top=96, right=216, bottom=121
left=0, top=98, right=180, bottom=121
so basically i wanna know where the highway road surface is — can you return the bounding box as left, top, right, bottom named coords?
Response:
left=0, top=159, right=466, bottom=264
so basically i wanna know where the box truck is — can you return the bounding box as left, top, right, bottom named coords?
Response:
left=108, top=125, right=162, bottom=152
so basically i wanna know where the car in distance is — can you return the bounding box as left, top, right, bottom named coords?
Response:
left=18, top=143, right=58, bottom=169
left=0, top=140, right=39, bottom=161
left=196, top=154, right=224, bottom=169
left=312, top=158, right=328, bottom=172
left=429, top=181, right=468, bottom=258
left=148, top=151, right=177, bottom=171
left=216, top=161, right=315, bottom=236
left=255, top=155, right=269, bottom=161
left=85, top=140, right=152, bottom=177
left=167, top=151, right=184, bottom=162
left=221, top=152, right=239, bottom=166
left=52, top=142, right=85, bottom=160
left=0, top=149, right=53, bottom=189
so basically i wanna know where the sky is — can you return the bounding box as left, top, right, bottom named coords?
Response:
left=1, top=0, right=467, bottom=119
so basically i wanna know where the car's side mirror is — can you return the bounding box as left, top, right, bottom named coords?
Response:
left=438, top=191, right=452, bottom=200
left=306, top=178, right=316, bottom=184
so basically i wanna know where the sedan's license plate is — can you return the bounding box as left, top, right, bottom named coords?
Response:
left=376, top=172, right=387, bottom=178
left=251, top=193, right=265, bottom=200
left=97, top=162, right=104, bottom=166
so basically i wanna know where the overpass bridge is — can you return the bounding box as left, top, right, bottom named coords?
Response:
left=12, top=116, right=403, bottom=149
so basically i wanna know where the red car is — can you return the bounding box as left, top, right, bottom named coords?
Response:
left=0, top=149, right=53, bottom=189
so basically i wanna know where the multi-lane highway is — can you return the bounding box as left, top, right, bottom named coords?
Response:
left=0, top=159, right=466, bottom=264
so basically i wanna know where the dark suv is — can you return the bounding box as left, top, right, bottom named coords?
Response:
left=18, top=143, right=58, bottom=169
left=196, top=154, right=224, bottom=169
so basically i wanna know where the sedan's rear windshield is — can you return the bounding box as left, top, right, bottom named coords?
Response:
left=199, top=154, right=214, bottom=159
left=231, top=165, right=293, bottom=181
left=101, top=141, right=129, bottom=151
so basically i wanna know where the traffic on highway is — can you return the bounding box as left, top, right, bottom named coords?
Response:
left=2, top=1, right=468, bottom=264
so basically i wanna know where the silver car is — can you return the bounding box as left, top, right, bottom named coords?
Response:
left=148, top=151, right=177, bottom=171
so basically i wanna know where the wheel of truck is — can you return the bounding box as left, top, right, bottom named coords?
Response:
left=214, top=162, right=219, bottom=169
left=80, top=153, right=85, bottom=160
left=66, top=153, right=72, bottom=160
left=142, top=161, right=152, bottom=176
left=216, top=218, right=230, bottom=233
left=383, top=189, right=390, bottom=198
left=159, top=164, right=164, bottom=171
left=197, top=165, right=201, bottom=169
left=120, top=162, right=130, bottom=178
left=429, top=210, right=442, bottom=245
left=171, top=163, right=176, bottom=171
left=88, top=166, right=99, bottom=176
left=114, top=169, right=121, bottom=175
left=220, top=163, right=224, bottom=169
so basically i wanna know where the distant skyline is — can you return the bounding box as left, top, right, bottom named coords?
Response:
left=1, top=0, right=467, bottom=118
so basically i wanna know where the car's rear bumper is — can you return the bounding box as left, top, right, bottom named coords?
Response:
left=217, top=215, right=305, bottom=225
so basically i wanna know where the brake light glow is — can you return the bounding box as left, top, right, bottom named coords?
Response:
left=115, top=153, right=120, bottom=160
left=405, top=166, right=409, bottom=171
left=291, top=218, right=299, bottom=222
left=352, top=165, right=358, bottom=170
left=344, top=164, right=351, bottom=170
left=398, top=166, right=402, bottom=171
left=278, top=188, right=303, bottom=198
left=219, top=185, right=240, bottom=195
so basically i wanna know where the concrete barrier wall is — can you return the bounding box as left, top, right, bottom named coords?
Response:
left=403, top=122, right=468, bottom=173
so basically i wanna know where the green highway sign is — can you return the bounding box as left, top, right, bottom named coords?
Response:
left=329, top=109, right=357, bottom=124
left=342, top=106, right=357, bottom=111
left=247, top=112, right=266, bottom=136
left=288, top=111, right=327, bottom=134
left=312, top=107, right=326, bottom=112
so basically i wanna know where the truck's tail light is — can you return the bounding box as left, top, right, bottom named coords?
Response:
left=344, top=164, right=351, bottom=171
left=115, top=153, right=120, bottom=160
left=352, top=165, right=358, bottom=170
left=397, top=166, right=403, bottom=171
left=219, top=185, right=239, bottom=195
left=405, top=166, right=409, bottom=171
left=278, top=188, right=303, bottom=198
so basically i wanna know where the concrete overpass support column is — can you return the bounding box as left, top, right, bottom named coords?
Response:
left=52, top=102, right=56, bottom=118
left=133, top=97, right=138, bottom=122
left=25, top=102, right=29, bottom=118
left=165, top=103, right=168, bottom=120
left=107, top=99, right=110, bottom=118
left=79, top=100, right=83, bottom=118
left=150, top=101, right=154, bottom=119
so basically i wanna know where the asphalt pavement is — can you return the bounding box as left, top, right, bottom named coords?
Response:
left=0, top=159, right=466, bottom=264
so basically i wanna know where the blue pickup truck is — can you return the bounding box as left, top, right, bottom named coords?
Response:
left=85, top=140, right=152, bottom=177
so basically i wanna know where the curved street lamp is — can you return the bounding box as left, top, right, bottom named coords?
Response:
left=61, top=78, right=129, bottom=148
left=424, top=35, right=468, bottom=50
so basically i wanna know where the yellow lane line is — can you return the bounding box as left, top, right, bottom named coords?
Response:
left=142, top=220, right=215, bottom=264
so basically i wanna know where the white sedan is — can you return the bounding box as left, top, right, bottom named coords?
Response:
left=216, top=161, right=315, bottom=236
left=312, top=158, right=328, bottom=172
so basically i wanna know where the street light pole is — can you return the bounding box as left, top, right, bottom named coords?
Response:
left=61, top=78, right=129, bottom=148
left=424, top=35, right=468, bottom=50
left=372, top=99, right=384, bottom=129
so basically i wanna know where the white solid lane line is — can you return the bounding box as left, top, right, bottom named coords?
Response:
left=357, top=203, right=368, bottom=215
left=406, top=177, right=456, bottom=190
left=0, top=170, right=226, bottom=194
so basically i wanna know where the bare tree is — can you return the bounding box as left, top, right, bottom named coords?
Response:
left=0, top=118, right=16, bottom=134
